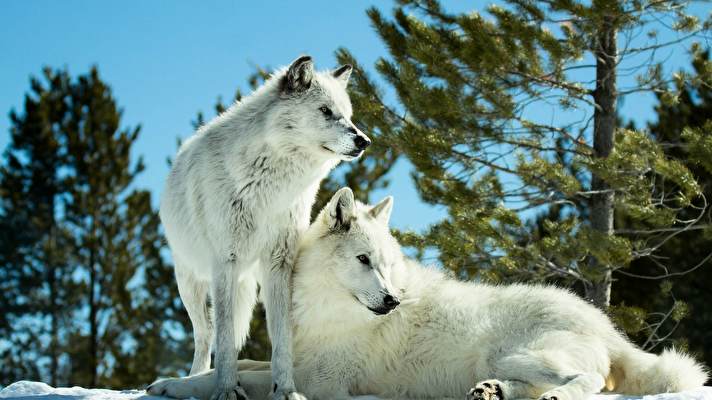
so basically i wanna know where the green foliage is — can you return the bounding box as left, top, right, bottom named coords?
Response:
left=614, top=50, right=712, bottom=368
left=587, top=129, right=700, bottom=224
left=682, top=121, right=712, bottom=174
left=610, top=303, right=648, bottom=334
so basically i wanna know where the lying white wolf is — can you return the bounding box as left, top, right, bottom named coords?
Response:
left=150, top=188, right=708, bottom=400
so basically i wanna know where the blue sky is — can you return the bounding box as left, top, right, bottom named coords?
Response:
left=0, top=1, right=708, bottom=233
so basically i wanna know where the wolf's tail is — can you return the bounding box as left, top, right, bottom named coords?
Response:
left=607, top=338, right=708, bottom=395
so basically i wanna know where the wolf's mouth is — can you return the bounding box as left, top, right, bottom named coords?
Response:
left=345, top=149, right=364, bottom=158
left=367, top=306, right=392, bottom=315
left=353, top=295, right=391, bottom=316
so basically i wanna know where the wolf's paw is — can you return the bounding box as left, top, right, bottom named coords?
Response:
left=146, top=378, right=174, bottom=398
left=538, top=391, right=563, bottom=400
left=210, top=385, right=249, bottom=400
left=147, top=375, right=217, bottom=399
left=270, top=389, right=307, bottom=400
left=147, top=377, right=202, bottom=399
left=466, top=379, right=504, bottom=400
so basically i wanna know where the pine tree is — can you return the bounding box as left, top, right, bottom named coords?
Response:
left=56, top=66, right=143, bottom=386
left=56, top=67, right=190, bottom=387
left=0, top=67, right=191, bottom=387
left=338, top=0, right=710, bottom=309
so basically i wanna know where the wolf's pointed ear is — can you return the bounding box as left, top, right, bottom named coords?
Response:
left=332, top=64, right=353, bottom=87
left=284, top=55, right=314, bottom=94
left=326, top=187, right=356, bottom=231
left=369, top=196, right=393, bottom=225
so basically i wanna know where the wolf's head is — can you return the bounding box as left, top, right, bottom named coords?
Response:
left=264, top=56, right=371, bottom=161
left=296, top=188, right=406, bottom=321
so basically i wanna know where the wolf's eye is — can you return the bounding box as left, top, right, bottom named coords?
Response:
left=357, top=254, right=371, bottom=266
left=319, top=106, right=333, bottom=117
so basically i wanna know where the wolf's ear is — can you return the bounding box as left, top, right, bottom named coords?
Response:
left=332, top=64, right=353, bottom=87
left=369, top=196, right=393, bottom=225
left=284, top=55, right=314, bottom=94
left=327, top=187, right=356, bottom=230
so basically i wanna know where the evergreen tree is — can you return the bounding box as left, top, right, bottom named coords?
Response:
left=337, top=0, right=710, bottom=310
left=0, top=67, right=191, bottom=387
left=56, top=67, right=190, bottom=387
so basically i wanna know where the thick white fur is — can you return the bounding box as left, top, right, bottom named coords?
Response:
left=151, top=190, right=708, bottom=400
left=154, top=55, right=368, bottom=400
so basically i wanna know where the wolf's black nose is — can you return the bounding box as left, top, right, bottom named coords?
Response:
left=354, top=135, right=371, bottom=150
left=383, top=294, right=400, bottom=309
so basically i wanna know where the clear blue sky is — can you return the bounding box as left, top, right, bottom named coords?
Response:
left=0, top=1, right=706, bottom=233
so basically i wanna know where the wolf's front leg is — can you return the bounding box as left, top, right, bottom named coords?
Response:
left=262, top=233, right=306, bottom=400
left=211, top=259, right=251, bottom=400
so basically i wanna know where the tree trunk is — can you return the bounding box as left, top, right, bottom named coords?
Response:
left=587, top=9, right=618, bottom=309
left=89, top=227, right=98, bottom=388
left=48, top=225, right=58, bottom=387
left=45, top=197, right=59, bottom=387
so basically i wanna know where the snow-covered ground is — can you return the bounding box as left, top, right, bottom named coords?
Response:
left=1, top=381, right=712, bottom=400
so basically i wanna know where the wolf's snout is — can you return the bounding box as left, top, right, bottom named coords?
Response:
left=367, top=293, right=400, bottom=315
left=383, top=294, right=400, bottom=310
left=354, top=135, right=371, bottom=150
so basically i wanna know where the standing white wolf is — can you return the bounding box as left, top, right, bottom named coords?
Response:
left=154, top=56, right=370, bottom=400
left=150, top=188, right=708, bottom=400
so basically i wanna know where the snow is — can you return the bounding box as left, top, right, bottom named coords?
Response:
left=0, top=381, right=157, bottom=400
left=1, top=381, right=711, bottom=400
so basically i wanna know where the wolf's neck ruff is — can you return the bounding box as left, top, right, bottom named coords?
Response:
left=221, top=141, right=337, bottom=214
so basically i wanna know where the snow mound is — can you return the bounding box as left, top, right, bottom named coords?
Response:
left=1, top=381, right=711, bottom=400
left=0, top=381, right=155, bottom=400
